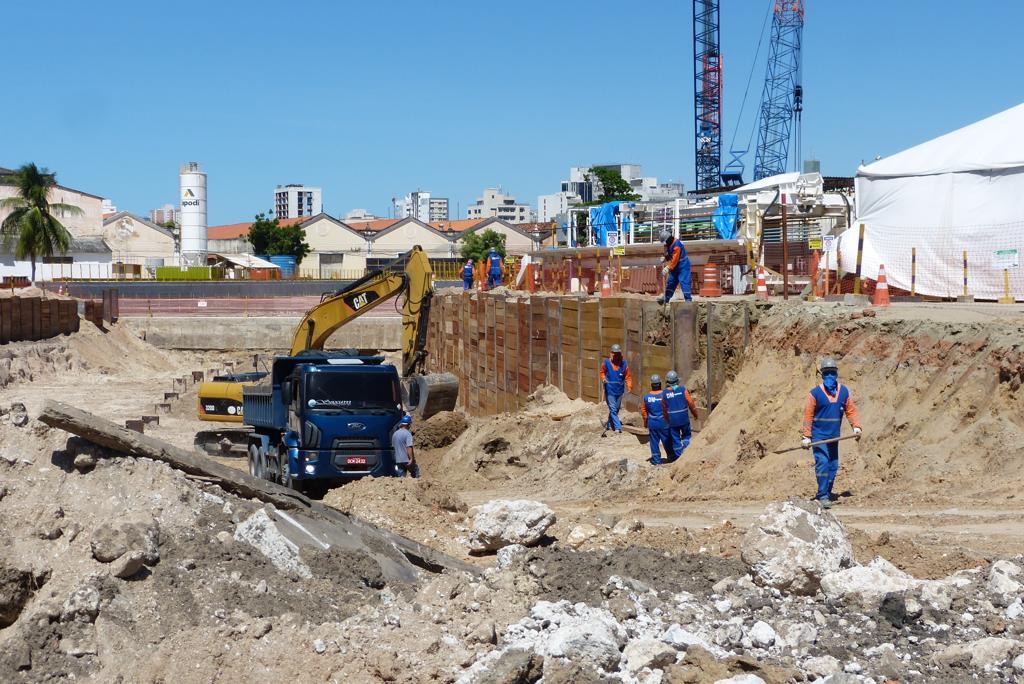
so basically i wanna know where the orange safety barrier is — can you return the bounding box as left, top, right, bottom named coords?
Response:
left=700, top=263, right=722, bottom=298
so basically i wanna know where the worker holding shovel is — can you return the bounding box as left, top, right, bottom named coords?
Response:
left=801, top=357, right=862, bottom=508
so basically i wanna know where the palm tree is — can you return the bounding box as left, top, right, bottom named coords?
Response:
left=1, top=163, right=82, bottom=281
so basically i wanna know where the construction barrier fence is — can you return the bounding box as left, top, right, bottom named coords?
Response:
left=0, top=296, right=81, bottom=344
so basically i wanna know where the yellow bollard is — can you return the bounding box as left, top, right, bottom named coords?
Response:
left=911, top=247, right=917, bottom=297
left=999, top=269, right=1015, bottom=304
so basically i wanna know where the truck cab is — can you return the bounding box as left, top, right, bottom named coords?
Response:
left=243, top=352, right=404, bottom=489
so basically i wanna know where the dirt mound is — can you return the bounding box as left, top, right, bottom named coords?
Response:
left=413, top=410, right=468, bottom=449
left=670, top=303, right=1024, bottom=506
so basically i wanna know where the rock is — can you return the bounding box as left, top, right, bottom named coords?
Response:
left=747, top=621, right=776, bottom=649
left=714, top=676, right=765, bottom=684
left=73, top=451, right=98, bottom=472
left=313, top=639, right=327, bottom=654
left=934, top=637, right=1021, bottom=668
left=0, top=632, right=31, bottom=671
left=0, top=566, right=40, bottom=628
left=61, top=585, right=101, bottom=623
left=740, top=499, right=854, bottom=595
left=621, top=638, right=676, bottom=672
left=989, top=560, right=1023, bottom=597
left=820, top=556, right=938, bottom=609
left=234, top=509, right=311, bottom=578
left=544, top=614, right=626, bottom=670
left=606, top=597, right=638, bottom=622
left=802, top=654, right=841, bottom=677
left=10, top=403, right=28, bottom=427
left=35, top=506, right=65, bottom=540
left=566, top=524, right=600, bottom=548
left=595, top=512, right=620, bottom=529
left=215, top=531, right=233, bottom=545
left=470, top=621, right=497, bottom=645
left=541, top=658, right=613, bottom=684
left=112, top=551, right=145, bottom=579
left=0, top=485, right=7, bottom=500
left=496, top=544, right=527, bottom=570
left=252, top=619, right=272, bottom=639
left=1013, top=652, right=1024, bottom=673
left=90, top=515, right=160, bottom=565
left=1006, top=598, right=1024, bottom=620
left=714, top=623, right=743, bottom=648
left=611, top=518, right=644, bottom=535
left=467, top=500, right=555, bottom=553
left=774, top=620, right=817, bottom=649
left=254, top=579, right=269, bottom=595
left=662, top=623, right=710, bottom=650
left=464, top=648, right=544, bottom=684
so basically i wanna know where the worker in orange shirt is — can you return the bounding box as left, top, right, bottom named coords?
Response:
left=600, top=343, right=632, bottom=433
left=802, top=357, right=862, bottom=508
left=657, top=229, right=692, bottom=304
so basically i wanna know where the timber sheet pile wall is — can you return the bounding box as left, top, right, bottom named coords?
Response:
left=0, top=297, right=80, bottom=344
left=428, top=292, right=698, bottom=416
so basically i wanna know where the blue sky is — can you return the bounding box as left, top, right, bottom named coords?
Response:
left=2, top=0, right=1022, bottom=224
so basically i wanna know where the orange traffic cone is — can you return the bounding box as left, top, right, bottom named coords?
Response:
left=873, top=263, right=890, bottom=307
left=600, top=272, right=611, bottom=297
left=755, top=267, right=768, bottom=300
left=700, top=263, right=722, bottom=298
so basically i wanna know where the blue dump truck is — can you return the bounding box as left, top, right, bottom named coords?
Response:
left=243, top=351, right=405, bottom=490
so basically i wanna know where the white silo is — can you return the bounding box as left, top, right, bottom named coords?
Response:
left=179, top=161, right=207, bottom=264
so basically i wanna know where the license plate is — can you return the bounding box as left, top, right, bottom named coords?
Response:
left=346, top=457, right=368, bottom=465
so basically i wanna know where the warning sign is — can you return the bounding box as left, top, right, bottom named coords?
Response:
left=992, top=248, right=1019, bottom=269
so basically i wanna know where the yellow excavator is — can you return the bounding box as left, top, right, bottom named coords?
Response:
left=195, top=246, right=458, bottom=450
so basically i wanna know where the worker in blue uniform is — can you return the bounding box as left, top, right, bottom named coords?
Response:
left=657, top=229, right=692, bottom=304
left=801, top=357, right=863, bottom=508
left=487, top=248, right=503, bottom=289
left=663, top=370, right=699, bottom=461
left=640, top=374, right=676, bottom=465
left=599, top=343, right=632, bottom=433
left=462, top=259, right=475, bottom=290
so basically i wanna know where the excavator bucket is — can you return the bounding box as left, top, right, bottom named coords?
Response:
left=402, top=372, right=459, bottom=419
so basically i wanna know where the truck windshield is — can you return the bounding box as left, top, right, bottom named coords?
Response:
left=304, top=373, right=400, bottom=411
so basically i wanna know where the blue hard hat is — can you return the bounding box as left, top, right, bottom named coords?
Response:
left=490, top=247, right=497, bottom=253
left=400, top=415, right=412, bottom=425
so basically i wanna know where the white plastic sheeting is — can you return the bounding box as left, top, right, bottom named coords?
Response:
left=836, top=103, right=1024, bottom=300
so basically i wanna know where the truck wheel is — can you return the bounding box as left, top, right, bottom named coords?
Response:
left=279, top=447, right=303, bottom=492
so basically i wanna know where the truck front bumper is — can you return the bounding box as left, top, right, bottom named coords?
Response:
left=294, top=448, right=393, bottom=479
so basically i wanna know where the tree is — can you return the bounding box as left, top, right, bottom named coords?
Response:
left=247, top=213, right=278, bottom=255
left=586, top=167, right=641, bottom=204
left=460, top=229, right=507, bottom=262
left=270, top=224, right=310, bottom=263
left=0, top=163, right=81, bottom=281
left=246, top=212, right=310, bottom=262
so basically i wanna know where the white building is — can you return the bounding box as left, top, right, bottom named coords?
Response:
left=467, top=187, right=533, bottom=223
left=538, top=191, right=581, bottom=222
left=274, top=184, right=322, bottom=220
left=102, top=198, right=117, bottom=215
left=393, top=191, right=448, bottom=222
left=150, top=204, right=178, bottom=226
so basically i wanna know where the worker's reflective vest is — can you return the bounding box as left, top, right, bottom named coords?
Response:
left=809, top=384, right=850, bottom=441
left=663, top=385, right=691, bottom=428
left=462, top=263, right=474, bottom=280
left=643, top=390, right=669, bottom=430
left=487, top=253, right=502, bottom=273
left=602, top=358, right=628, bottom=397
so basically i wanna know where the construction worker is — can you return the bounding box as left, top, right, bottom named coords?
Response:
left=657, top=229, right=692, bottom=304
left=599, top=343, right=632, bottom=433
left=663, top=370, right=699, bottom=460
left=392, top=415, right=419, bottom=478
left=801, top=357, right=862, bottom=508
left=486, top=247, right=503, bottom=289
left=641, top=374, right=676, bottom=465
left=462, top=259, right=475, bottom=290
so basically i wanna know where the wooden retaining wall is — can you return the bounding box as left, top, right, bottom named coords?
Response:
left=426, top=292, right=700, bottom=416
left=0, top=297, right=80, bottom=344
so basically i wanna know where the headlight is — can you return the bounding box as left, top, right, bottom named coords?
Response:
left=304, top=464, right=316, bottom=474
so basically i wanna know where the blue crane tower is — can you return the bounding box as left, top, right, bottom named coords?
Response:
left=753, top=1, right=805, bottom=181
left=693, top=0, right=722, bottom=191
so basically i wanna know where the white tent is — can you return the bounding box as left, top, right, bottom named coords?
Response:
left=836, top=103, right=1024, bottom=299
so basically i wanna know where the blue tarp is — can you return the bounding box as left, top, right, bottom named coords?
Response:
left=712, top=194, right=739, bottom=240
left=588, top=201, right=635, bottom=246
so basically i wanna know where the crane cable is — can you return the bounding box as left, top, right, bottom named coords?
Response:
left=727, top=0, right=774, bottom=159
